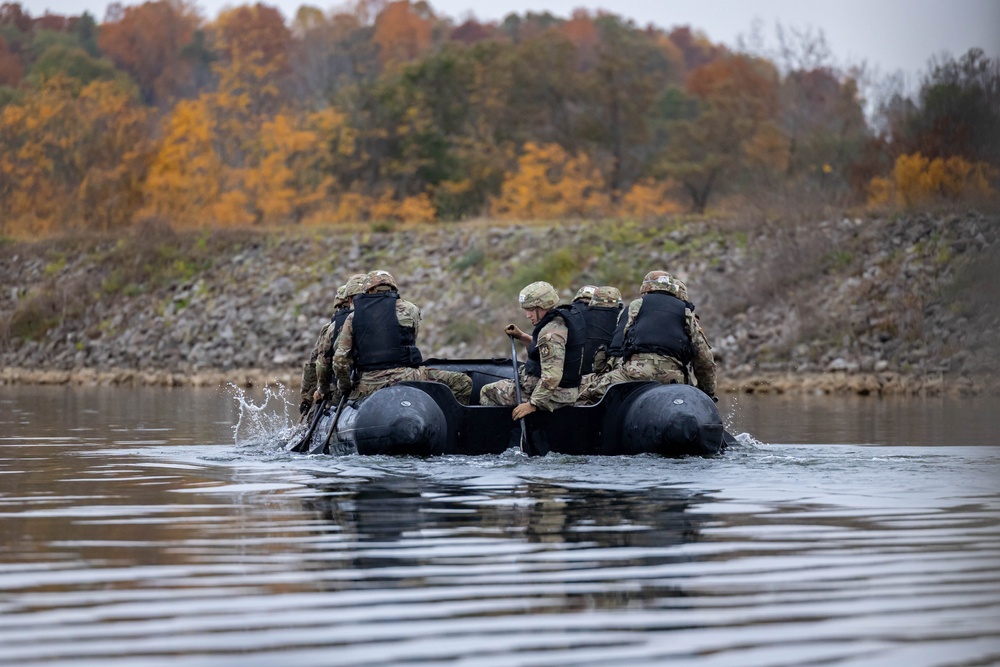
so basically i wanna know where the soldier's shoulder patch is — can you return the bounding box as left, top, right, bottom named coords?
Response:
left=538, top=342, right=552, bottom=358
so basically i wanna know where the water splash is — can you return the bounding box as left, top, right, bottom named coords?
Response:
left=229, top=382, right=297, bottom=449
left=722, top=393, right=763, bottom=448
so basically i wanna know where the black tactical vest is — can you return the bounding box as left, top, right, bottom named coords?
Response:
left=606, top=310, right=628, bottom=358
left=323, top=305, right=353, bottom=361
left=351, top=292, right=423, bottom=371
left=523, top=305, right=587, bottom=388
left=623, top=292, right=693, bottom=363
left=580, top=304, right=622, bottom=374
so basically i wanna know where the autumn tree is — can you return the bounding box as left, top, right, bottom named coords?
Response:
left=97, top=0, right=204, bottom=106
left=660, top=54, right=785, bottom=212
left=578, top=14, right=674, bottom=200
left=779, top=66, right=868, bottom=196
left=212, top=2, right=292, bottom=118
left=0, top=35, right=22, bottom=86
left=490, top=142, right=609, bottom=219
left=372, top=1, right=435, bottom=69
left=0, top=75, right=151, bottom=234
left=901, top=49, right=1000, bottom=166
left=288, top=7, right=380, bottom=103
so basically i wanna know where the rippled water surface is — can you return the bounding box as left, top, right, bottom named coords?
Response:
left=1, top=385, right=998, bottom=667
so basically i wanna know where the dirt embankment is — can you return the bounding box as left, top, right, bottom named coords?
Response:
left=2, top=211, right=998, bottom=396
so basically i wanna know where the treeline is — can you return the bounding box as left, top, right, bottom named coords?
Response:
left=0, top=0, right=997, bottom=236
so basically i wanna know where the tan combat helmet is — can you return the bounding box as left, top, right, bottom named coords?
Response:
left=573, top=285, right=598, bottom=303
left=333, top=284, right=348, bottom=309
left=592, top=286, right=622, bottom=307
left=640, top=270, right=688, bottom=300
left=364, top=269, right=397, bottom=292
left=344, top=273, right=367, bottom=298
left=519, top=281, right=559, bottom=310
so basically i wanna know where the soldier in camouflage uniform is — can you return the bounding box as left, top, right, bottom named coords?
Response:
left=588, top=285, right=623, bottom=374
left=576, top=271, right=715, bottom=405
left=332, top=270, right=472, bottom=404
left=298, top=283, right=350, bottom=419
left=313, top=273, right=367, bottom=406
left=480, top=281, right=586, bottom=419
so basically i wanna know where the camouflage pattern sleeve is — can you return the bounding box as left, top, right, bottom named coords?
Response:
left=622, top=298, right=642, bottom=337
left=332, top=313, right=356, bottom=393
left=528, top=319, right=569, bottom=411
left=398, top=299, right=421, bottom=339
left=302, top=322, right=331, bottom=400
left=686, top=310, right=716, bottom=396
left=314, top=321, right=339, bottom=396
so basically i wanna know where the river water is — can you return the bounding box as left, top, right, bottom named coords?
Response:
left=1, top=384, right=998, bottom=667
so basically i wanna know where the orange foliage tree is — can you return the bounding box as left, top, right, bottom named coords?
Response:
left=0, top=75, right=151, bottom=235
left=97, top=0, right=202, bottom=105
left=372, top=0, right=435, bottom=69
left=661, top=55, right=786, bottom=212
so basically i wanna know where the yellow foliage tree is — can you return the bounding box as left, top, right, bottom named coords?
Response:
left=141, top=96, right=227, bottom=225
left=490, top=142, right=610, bottom=220
left=145, top=99, right=352, bottom=226
left=619, top=179, right=684, bottom=218
left=868, top=152, right=998, bottom=208
left=0, top=76, right=150, bottom=236
left=244, top=111, right=332, bottom=224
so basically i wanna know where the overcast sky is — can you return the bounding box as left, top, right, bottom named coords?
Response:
left=17, top=0, right=1000, bottom=82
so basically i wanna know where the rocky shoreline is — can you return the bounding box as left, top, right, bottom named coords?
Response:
left=2, top=366, right=996, bottom=397
left=2, top=210, right=998, bottom=397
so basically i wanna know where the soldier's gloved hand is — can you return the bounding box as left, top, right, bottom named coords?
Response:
left=505, top=324, right=525, bottom=339
left=299, top=398, right=312, bottom=415
left=337, top=378, right=353, bottom=395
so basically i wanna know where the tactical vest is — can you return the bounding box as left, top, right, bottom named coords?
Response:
left=606, top=311, right=628, bottom=358
left=623, top=292, right=693, bottom=363
left=580, top=304, right=622, bottom=374
left=523, top=305, right=586, bottom=388
left=351, top=292, right=423, bottom=371
left=323, top=305, right=354, bottom=361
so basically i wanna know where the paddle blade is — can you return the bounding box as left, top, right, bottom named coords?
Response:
left=285, top=430, right=309, bottom=453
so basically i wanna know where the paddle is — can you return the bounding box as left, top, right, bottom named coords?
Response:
left=286, top=398, right=328, bottom=453
left=312, top=392, right=349, bottom=455
left=508, top=333, right=536, bottom=456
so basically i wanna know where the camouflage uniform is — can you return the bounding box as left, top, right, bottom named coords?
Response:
left=299, top=285, right=348, bottom=416
left=577, top=272, right=715, bottom=404
left=480, top=318, right=580, bottom=410
left=480, top=281, right=581, bottom=411
left=333, top=271, right=472, bottom=404
left=315, top=274, right=367, bottom=403
left=589, top=285, right=623, bottom=375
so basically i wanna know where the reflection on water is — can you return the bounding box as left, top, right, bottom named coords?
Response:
left=0, top=385, right=998, bottom=666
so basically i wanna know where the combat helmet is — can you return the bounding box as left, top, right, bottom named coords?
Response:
left=640, top=270, right=686, bottom=299
left=363, top=269, right=397, bottom=292
left=519, top=281, right=559, bottom=310
left=573, top=285, right=598, bottom=303
left=592, top=286, right=622, bottom=308
left=344, top=273, right=367, bottom=297
left=333, top=284, right=348, bottom=309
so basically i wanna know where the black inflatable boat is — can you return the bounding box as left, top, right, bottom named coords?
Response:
left=296, top=358, right=730, bottom=458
